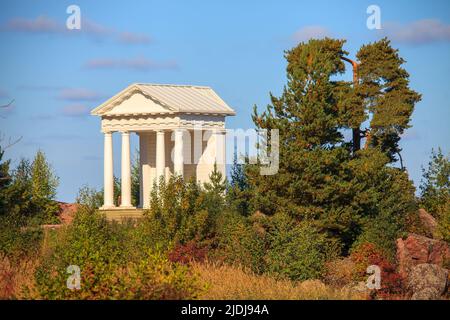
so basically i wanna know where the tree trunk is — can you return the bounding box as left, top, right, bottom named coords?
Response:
left=341, top=56, right=361, bottom=153
left=352, top=128, right=361, bottom=153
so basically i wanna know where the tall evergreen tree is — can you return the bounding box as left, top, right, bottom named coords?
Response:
left=31, top=150, right=59, bottom=201
left=0, top=146, right=11, bottom=215
left=249, top=38, right=419, bottom=253
left=419, top=148, right=450, bottom=218
left=351, top=38, right=421, bottom=161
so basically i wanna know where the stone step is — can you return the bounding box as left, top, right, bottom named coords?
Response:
left=100, top=209, right=145, bottom=222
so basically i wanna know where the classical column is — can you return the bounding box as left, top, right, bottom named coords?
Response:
left=173, top=129, right=184, bottom=177
left=214, top=129, right=226, bottom=178
left=120, top=131, right=133, bottom=208
left=102, top=131, right=114, bottom=209
left=156, top=130, right=165, bottom=182
left=139, top=133, right=152, bottom=209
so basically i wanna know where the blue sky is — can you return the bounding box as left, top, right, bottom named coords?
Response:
left=0, top=0, right=449, bottom=202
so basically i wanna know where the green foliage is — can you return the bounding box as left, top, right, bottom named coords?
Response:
left=419, top=148, right=450, bottom=241
left=1, top=151, right=60, bottom=224
left=131, top=149, right=140, bottom=207
left=216, top=211, right=338, bottom=281
left=357, top=38, right=421, bottom=160
left=35, top=207, right=201, bottom=299
left=265, top=213, right=339, bottom=281
left=419, top=148, right=449, bottom=216
left=215, top=211, right=266, bottom=274
left=31, top=150, right=59, bottom=200
left=146, top=172, right=226, bottom=246
left=249, top=38, right=419, bottom=255
left=0, top=146, right=11, bottom=216
left=0, top=214, right=43, bottom=259
left=76, top=185, right=103, bottom=209
left=226, top=154, right=252, bottom=216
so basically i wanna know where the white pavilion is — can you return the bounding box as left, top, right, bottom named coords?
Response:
left=91, top=83, right=235, bottom=217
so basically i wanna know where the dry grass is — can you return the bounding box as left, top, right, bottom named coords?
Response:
left=192, top=261, right=366, bottom=300
left=0, top=254, right=39, bottom=299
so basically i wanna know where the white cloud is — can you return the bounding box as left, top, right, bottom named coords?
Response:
left=1, top=15, right=151, bottom=45
left=292, top=26, right=332, bottom=42
left=381, top=19, right=450, bottom=45
left=58, top=88, right=103, bottom=101
left=84, top=56, right=179, bottom=71
left=61, top=104, right=90, bottom=117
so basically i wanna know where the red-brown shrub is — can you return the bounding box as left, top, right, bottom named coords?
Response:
left=350, top=242, right=405, bottom=299
left=168, top=241, right=208, bottom=265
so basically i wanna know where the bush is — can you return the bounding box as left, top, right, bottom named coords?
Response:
left=265, top=213, right=339, bottom=281
left=34, top=207, right=201, bottom=299
left=146, top=175, right=225, bottom=246
left=215, top=211, right=266, bottom=274
left=0, top=214, right=43, bottom=259
left=350, top=242, right=405, bottom=299
left=168, top=240, right=209, bottom=265
left=75, top=185, right=103, bottom=209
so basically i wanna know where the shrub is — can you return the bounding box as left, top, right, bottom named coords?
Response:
left=350, top=242, right=405, bottom=299
left=75, top=185, right=103, bottom=209
left=168, top=240, right=209, bottom=265
left=0, top=253, right=39, bottom=299
left=34, top=207, right=201, bottom=299
left=0, top=214, right=43, bottom=259
left=215, top=211, right=266, bottom=274
left=146, top=175, right=225, bottom=245
left=265, top=213, right=339, bottom=281
left=323, top=257, right=356, bottom=287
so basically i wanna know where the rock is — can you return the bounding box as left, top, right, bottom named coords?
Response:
left=396, top=233, right=450, bottom=277
left=418, top=208, right=438, bottom=236
left=57, top=201, right=79, bottom=224
left=407, top=264, right=448, bottom=300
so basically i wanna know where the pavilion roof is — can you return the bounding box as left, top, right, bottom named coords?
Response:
left=91, top=83, right=235, bottom=116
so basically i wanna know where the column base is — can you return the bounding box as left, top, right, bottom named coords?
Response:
left=118, top=205, right=136, bottom=210
left=99, top=205, right=116, bottom=210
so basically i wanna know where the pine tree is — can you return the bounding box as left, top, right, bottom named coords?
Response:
left=0, top=146, right=11, bottom=215
left=420, top=148, right=450, bottom=218
left=204, top=162, right=226, bottom=195
left=30, top=150, right=60, bottom=223
left=31, top=150, right=59, bottom=201
left=347, top=38, right=421, bottom=161
left=249, top=38, right=419, bottom=253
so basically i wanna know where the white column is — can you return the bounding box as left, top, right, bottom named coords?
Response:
left=173, top=129, right=184, bottom=177
left=101, top=131, right=114, bottom=209
left=214, top=129, right=226, bottom=178
left=156, top=130, right=165, bottom=182
left=139, top=133, right=151, bottom=209
left=120, top=131, right=133, bottom=208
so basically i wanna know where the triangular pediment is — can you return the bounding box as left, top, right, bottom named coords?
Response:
left=91, top=85, right=175, bottom=116
left=91, top=83, right=235, bottom=117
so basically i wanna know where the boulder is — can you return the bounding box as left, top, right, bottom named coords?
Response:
left=396, top=233, right=450, bottom=277
left=407, top=264, right=448, bottom=300
left=418, top=208, right=438, bottom=237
